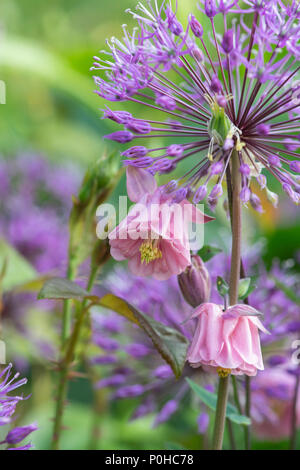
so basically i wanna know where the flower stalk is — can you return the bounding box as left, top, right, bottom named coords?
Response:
left=51, top=264, right=99, bottom=450
left=212, top=150, right=241, bottom=450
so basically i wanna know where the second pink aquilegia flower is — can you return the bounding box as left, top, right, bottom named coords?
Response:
left=187, top=303, right=269, bottom=376
left=109, top=167, right=214, bottom=280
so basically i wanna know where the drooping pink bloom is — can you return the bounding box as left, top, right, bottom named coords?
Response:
left=109, top=167, right=214, bottom=280
left=187, top=303, right=269, bottom=376
left=251, top=368, right=300, bottom=440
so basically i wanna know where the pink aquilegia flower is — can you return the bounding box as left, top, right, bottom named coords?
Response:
left=187, top=303, right=269, bottom=376
left=109, top=166, right=214, bottom=280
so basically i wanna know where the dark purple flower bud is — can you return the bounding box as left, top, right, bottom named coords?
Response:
left=125, top=343, right=150, bottom=358
left=193, top=185, right=207, bottom=203
left=210, top=75, right=223, bottom=94
left=103, top=108, right=132, bottom=124
left=173, top=187, right=188, bottom=203
left=153, top=400, right=178, bottom=427
left=164, top=179, right=178, bottom=193
left=250, top=193, right=263, bottom=213
left=257, top=174, right=267, bottom=189
left=167, top=144, right=184, bottom=157
left=210, top=161, right=224, bottom=175
left=209, top=183, right=223, bottom=199
left=5, top=423, right=38, bottom=445
left=104, top=131, right=133, bottom=143
left=205, top=0, right=218, bottom=18
left=122, top=146, right=148, bottom=158
left=240, top=163, right=251, bottom=176
left=156, top=95, right=177, bottom=110
left=178, top=255, right=211, bottom=308
left=256, top=123, right=270, bottom=135
left=126, top=120, right=151, bottom=134
left=166, top=7, right=183, bottom=36
left=240, top=186, right=251, bottom=203
left=222, top=30, right=234, bottom=53
left=123, top=157, right=153, bottom=168
left=192, top=46, right=204, bottom=62
left=283, top=183, right=297, bottom=202
left=152, top=365, right=173, bottom=380
left=290, top=161, right=300, bottom=173
left=189, top=14, right=203, bottom=38
left=96, top=374, right=126, bottom=389
left=115, top=384, right=144, bottom=398
left=268, top=155, right=281, bottom=167
left=151, top=158, right=174, bottom=173
left=197, top=412, right=210, bottom=434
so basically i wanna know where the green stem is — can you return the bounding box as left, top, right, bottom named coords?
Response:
left=212, top=151, right=241, bottom=450
left=51, top=264, right=98, bottom=450
left=212, top=376, right=230, bottom=450
left=244, top=376, right=251, bottom=450
left=61, top=259, right=76, bottom=344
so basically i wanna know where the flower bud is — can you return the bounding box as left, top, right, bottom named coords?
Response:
left=189, top=14, right=203, bottom=38
left=178, top=255, right=211, bottom=308
left=222, top=30, right=234, bottom=53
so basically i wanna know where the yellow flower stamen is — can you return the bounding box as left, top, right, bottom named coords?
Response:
left=217, top=367, right=231, bottom=378
left=139, top=240, right=162, bottom=264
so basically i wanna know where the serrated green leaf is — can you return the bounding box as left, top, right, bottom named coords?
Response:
left=37, top=277, right=93, bottom=301
left=197, top=245, right=222, bottom=262
left=186, top=378, right=251, bottom=426
left=99, top=293, right=189, bottom=379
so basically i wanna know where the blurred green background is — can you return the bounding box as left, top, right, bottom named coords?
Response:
left=0, top=0, right=299, bottom=450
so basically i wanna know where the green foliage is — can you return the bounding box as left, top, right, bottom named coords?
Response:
left=197, top=244, right=222, bottom=262
left=186, top=378, right=251, bottom=426
left=37, top=277, right=189, bottom=379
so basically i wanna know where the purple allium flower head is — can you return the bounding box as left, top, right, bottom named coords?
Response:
left=92, top=0, right=300, bottom=210
left=0, top=364, right=36, bottom=450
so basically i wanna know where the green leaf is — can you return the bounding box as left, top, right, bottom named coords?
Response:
left=238, top=277, right=257, bottom=300
left=0, top=238, right=37, bottom=291
left=37, top=277, right=94, bottom=301
left=186, top=378, right=251, bottom=426
left=217, top=276, right=229, bottom=297
left=99, top=293, right=189, bottom=379
left=197, top=245, right=222, bottom=262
